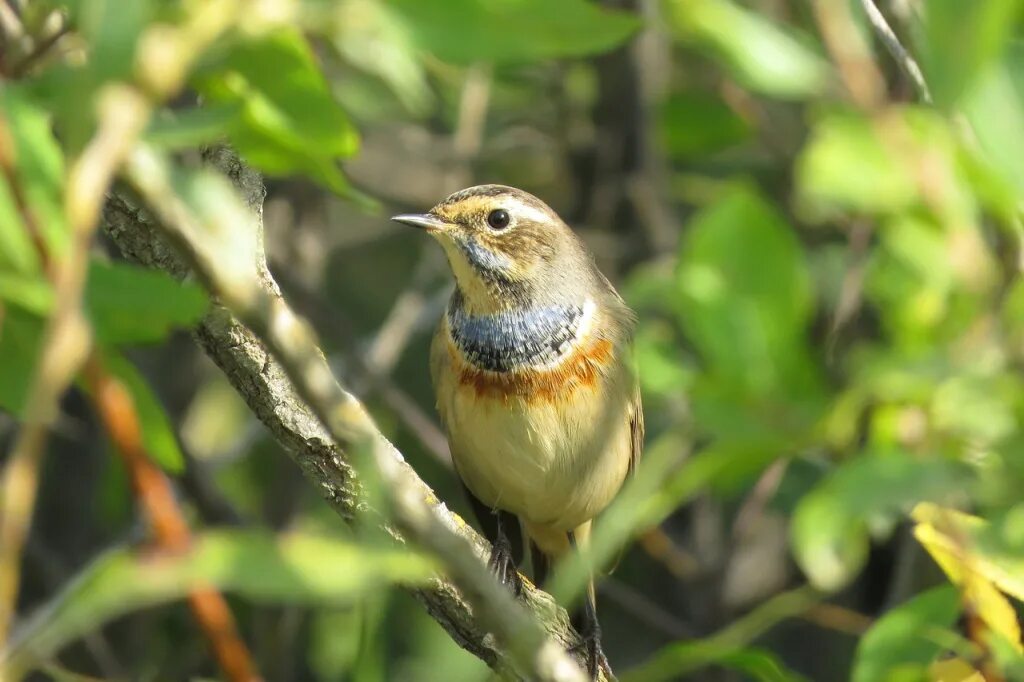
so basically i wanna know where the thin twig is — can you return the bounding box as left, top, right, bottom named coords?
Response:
left=812, top=0, right=886, bottom=109
left=638, top=527, right=699, bottom=581
left=0, top=86, right=149, bottom=646
left=120, top=144, right=590, bottom=682
left=859, top=0, right=932, bottom=103
left=83, top=355, right=261, bottom=682
left=9, top=18, right=70, bottom=78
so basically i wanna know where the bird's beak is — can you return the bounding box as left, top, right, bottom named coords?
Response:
left=391, top=213, right=448, bottom=233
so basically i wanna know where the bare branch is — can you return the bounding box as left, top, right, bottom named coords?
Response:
left=102, top=146, right=594, bottom=682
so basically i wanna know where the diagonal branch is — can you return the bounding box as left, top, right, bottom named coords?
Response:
left=102, top=146, right=594, bottom=682
left=859, top=0, right=932, bottom=103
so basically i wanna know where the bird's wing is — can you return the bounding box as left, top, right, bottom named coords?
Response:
left=627, top=384, right=644, bottom=478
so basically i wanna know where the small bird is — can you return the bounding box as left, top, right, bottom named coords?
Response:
left=393, top=185, right=642, bottom=678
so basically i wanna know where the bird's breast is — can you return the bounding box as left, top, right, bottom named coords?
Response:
left=444, top=296, right=614, bottom=402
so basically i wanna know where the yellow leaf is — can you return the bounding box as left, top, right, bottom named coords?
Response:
left=912, top=503, right=1023, bottom=653
left=912, top=504, right=1024, bottom=602
left=929, top=657, right=985, bottom=682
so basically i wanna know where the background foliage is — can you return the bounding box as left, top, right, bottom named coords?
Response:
left=2, top=0, right=1024, bottom=680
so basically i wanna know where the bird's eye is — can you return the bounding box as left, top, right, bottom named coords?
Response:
left=486, top=208, right=511, bottom=230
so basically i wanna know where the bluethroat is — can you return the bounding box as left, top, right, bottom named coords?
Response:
left=393, top=185, right=643, bottom=678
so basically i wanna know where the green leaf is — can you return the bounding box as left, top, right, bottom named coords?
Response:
left=332, top=0, right=433, bottom=116
left=658, top=91, right=751, bottom=159
left=0, top=306, right=44, bottom=416
left=65, top=0, right=152, bottom=84
left=3, top=530, right=437, bottom=676
left=920, top=0, right=1023, bottom=108
left=662, top=0, right=829, bottom=99
left=144, top=103, right=243, bottom=151
left=0, top=87, right=66, bottom=265
left=852, top=586, right=961, bottom=682
left=677, top=184, right=815, bottom=398
left=101, top=351, right=185, bottom=473
left=0, top=271, right=53, bottom=315
left=622, top=585, right=819, bottom=682
left=962, top=55, right=1024, bottom=200
left=85, top=260, right=209, bottom=345
left=387, top=0, right=640, bottom=64
left=194, top=29, right=362, bottom=198
left=791, top=451, right=966, bottom=591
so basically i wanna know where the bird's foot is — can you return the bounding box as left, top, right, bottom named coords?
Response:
left=569, top=621, right=613, bottom=680
left=487, top=535, right=524, bottom=597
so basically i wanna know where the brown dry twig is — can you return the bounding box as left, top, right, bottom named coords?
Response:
left=83, top=355, right=261, bottom=682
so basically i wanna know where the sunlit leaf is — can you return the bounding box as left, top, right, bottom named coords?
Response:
left=0, top=87, right=65, bottom=264
left=929, top=658, right=986, bottom=682
left=388, top=0, right=640, bottom=64
left=3, top=530, right=437, bottom=675
left=663, top=0, right=829, bottom=98
left=677, top=184, right=816, bottom=399
left=961, top=56, right=1024, bottom=201
left=913, top=503, right=1024, bottom=651
left=920, top=0, right=1023, bottom=108
left=194, top=29, right=362, bottom=198
left=0, top=271, right=53, bottom=315
left=797, top=112, right=917, bottom=218
left=852, top=586, right=961, bottom=682
left=85, top=260, right=209, bottom=345
left=792, top=452, right=966, bottom=591
left=333, top=0, right=433, bottom=115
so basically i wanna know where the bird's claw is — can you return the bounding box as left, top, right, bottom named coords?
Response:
left=569, top=623, right=613, bottom=680
left=487, top=536, right=524, bottom=597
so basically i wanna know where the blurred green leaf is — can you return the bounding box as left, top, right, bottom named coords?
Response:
left=623, top=585, right=818, bottom=682
left=797, top=112, right=917, bottom=218
left=100, top=351, right=185, bottom=473
left=962, top=55, right=1024, bottom=200
left=791, top=451, right=966, bottom=591
left=387, top=0, right=640, bottom=64
left=0, top=271, right=53, bottom=315
left=85, top=260, right=209, bottom=345
left=851, top=586, right=961, bottom=682
left=663, top=0, right=828, bottom=98
left=194, top=29, right=362, bottom=197
left=65, top=0, right=152, bottom=84
left=144, top=104, right=244, bottom=150
left=658, top=91, right=751, bottom=159
left=677, top=184, right=816, bottom=399
left=333, top=0, right=434, bottom=115
left=913, top=503, right=1024, bottom=605
left=0, top=306, right=44, bottom=416
left=920, top=0, right=1023, bottom=108
left=0, top=167, right=34, bottom=277
left=3, top=530, right=437, bottom=676
left=0, top=87, right=65, bottom=264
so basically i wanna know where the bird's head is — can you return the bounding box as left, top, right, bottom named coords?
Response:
left=392, top=185, right=594, bottom=313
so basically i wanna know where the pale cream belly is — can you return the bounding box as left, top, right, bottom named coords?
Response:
left=442, top=382, right=633, bottom=532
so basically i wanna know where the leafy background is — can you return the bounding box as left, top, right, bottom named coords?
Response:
left=2, top=0, right=1024, bottom=680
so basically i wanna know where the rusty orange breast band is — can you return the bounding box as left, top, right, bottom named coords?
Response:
left=451, top=334, right=614, bottom=402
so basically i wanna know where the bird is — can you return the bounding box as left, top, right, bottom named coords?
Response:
left=392, top=185, right=643, bottom=678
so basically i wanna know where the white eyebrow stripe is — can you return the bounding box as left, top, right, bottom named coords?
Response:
left=503, top=200, right=553, bottom=227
